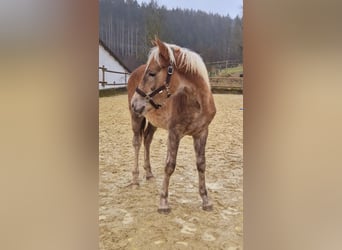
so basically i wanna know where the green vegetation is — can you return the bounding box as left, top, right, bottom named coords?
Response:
left=209, top=65, right=243, bottom=77
left=217, top=65, right=243, bottom=77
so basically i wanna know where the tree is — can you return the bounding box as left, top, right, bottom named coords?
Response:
left=99, top=0, right=243, bottom=69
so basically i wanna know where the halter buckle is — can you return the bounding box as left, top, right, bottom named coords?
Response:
left=167, top=65, right=173, bottom=75
left=166, top=85, right=171, bottom=98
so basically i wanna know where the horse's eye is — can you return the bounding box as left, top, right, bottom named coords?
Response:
left=149, top=72, right=156, bottom=77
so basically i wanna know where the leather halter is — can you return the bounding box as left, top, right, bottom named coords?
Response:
left=135, top=65, right=173, bottom=109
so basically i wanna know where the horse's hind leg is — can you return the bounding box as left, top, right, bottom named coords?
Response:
left=131, top=115, right=145, bottom=186
left=193, top=128, right=213, bottom=211
left=143, top=122, right=157, bottom=180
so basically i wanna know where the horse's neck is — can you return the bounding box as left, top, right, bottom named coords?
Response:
left=176, top=73, right=211, bottom=97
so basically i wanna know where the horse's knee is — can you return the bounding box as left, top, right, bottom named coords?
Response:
left=199, top=186, right=208, bottom=196
left=196, top=158, right=206, bottom=173
left=165, top=161, right=176, bottom=175
left=132, top=134, right=142, bottom=148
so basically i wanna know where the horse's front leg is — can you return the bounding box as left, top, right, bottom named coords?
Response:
left=131, top=116, right=145, bottom=186
left=158, top=131, right=180, bottom=214
left=143, top=122, right=157, bottom=180
left=193, top=128, right=213, bottom=211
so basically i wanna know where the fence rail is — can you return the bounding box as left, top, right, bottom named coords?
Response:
left=206, top=60, right=243, bottom=77
left=98, top=65, right=130, bottom=88
left=206, top=60, right=242, bottom=69
left=209, top=76, right=243, bottom=93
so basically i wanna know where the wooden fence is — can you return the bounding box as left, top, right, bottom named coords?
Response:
left=209, top=76, right=243, bottom=94
left=206, top=60, right=242, bottom=76
left=98, top=64, right=243, bottom=94
left=98, top=65, right=130, bottom=88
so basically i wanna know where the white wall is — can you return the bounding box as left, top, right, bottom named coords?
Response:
left=99, top=45, right=130, bottom=89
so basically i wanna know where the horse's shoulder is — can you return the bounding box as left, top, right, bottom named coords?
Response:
left=172, top=87, right=201, bottom=115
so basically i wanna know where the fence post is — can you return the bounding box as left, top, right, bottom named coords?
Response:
left=101, top=65, right=106, bottom=87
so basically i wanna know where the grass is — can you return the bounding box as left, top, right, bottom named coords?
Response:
left=215, top=65, right=243, bottom=77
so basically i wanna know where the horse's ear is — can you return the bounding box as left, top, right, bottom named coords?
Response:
left=151, top=39, right=157, bottom=46
left=151, top=35, right=158, bottom=46
left=155, top=38, right=170, bottom=64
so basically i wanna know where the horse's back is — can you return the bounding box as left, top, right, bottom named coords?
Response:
left=128, top=64, right=146, bottom=103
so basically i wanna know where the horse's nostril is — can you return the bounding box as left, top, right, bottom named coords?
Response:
left=133, top=105, right=145, bottom=114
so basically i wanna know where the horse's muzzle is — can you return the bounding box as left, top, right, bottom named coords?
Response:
left=131, top=103, right=145, bottom=115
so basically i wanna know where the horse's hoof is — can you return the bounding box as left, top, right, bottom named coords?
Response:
left=202, top=204, right=213, bottom=211
left=157, top=207, right=171, bottom=214
left=146, top=175, right=155, bottom=180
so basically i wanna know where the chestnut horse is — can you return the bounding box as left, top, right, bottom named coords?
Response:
left=128, top=38, right=216, bottom=213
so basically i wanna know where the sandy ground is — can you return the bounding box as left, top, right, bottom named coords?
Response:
left=99, top=94, right=243, bottom=250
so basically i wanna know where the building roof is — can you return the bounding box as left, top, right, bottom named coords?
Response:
left=99, top=39, right=131, bottom=73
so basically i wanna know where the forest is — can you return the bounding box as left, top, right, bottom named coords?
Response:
left=99, top=0, right=243, bottom=70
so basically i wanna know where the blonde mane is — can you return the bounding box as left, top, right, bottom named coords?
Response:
left=146, top=43, right=210, bottom=85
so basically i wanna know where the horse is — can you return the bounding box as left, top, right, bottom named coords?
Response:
left=127, top=37, right=216, bottom=213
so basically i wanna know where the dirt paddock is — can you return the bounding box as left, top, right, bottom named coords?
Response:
left=99, top=93, right=243, bottom=250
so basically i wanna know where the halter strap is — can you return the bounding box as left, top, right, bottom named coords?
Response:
left=135, top=64, right=173, bottom=109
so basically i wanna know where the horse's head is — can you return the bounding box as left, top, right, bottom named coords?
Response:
left=131, top=38, right=179, bottom=116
